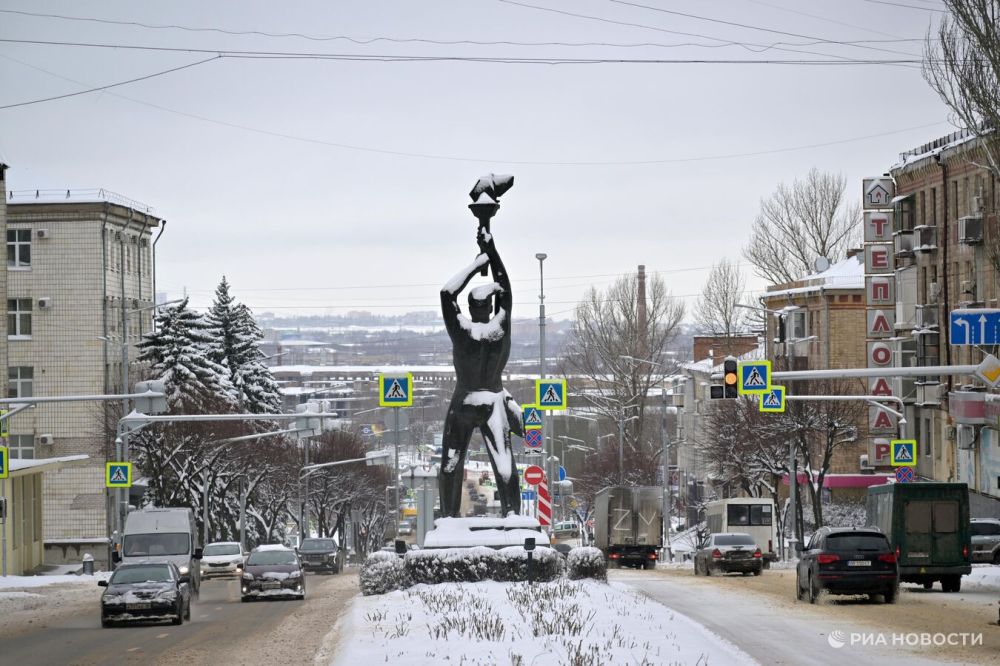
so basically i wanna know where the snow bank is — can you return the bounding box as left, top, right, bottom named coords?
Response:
left=0, top=572, right=111, bottom=589
left=964, top=564, right=1000, bottom=591
left=333, top=579, right=754, bottom=665
left=566, top=546, right=607, bottom=581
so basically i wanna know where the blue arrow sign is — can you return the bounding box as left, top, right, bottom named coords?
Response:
left=521, top=490, right=537, bottom=500
left=558, top=466, right=566, bottom=482
left=950, top=309, right=1000, bottom=345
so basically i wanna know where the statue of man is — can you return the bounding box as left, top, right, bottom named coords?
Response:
left=439, top=226, right=523, bottom=517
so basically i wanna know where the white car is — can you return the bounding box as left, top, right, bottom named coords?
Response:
left=201, top=541, right=247, bottom=578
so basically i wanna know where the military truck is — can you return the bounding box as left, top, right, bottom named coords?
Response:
left=593, top=486, right=662, bottom=569
left=866, top=482, right=972, bottom=592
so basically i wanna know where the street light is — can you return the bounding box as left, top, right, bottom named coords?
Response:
left=536, top=252, right=553, bottom=517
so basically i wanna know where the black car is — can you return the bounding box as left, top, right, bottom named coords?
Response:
left=796, top=527, right=898, bottom=604
left=297, top=538, right=340, bottom=573
left=242, top=546, right=306, bottom=600
left=99, top=562, right=192, bottom=627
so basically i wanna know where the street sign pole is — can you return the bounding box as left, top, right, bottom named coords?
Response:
left=394, top=406, right=400, bottom=536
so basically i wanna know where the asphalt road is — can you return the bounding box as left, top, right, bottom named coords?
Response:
left=1, top=573, right=355, bottom=665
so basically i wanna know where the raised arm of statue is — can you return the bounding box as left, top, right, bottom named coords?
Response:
left=478, top=229, right=512, bottom=316
left=440, top=252, right=489, bottom=333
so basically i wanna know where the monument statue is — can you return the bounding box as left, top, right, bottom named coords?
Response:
left=438, top=175, right=524, bottom=517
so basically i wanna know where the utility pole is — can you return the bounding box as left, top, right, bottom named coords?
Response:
left=536, top=252, right=549, bottom=524
left=661, top=388, right=672, bottom=562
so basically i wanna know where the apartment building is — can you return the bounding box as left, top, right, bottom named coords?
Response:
left=2, top=173, right=165, bottom=565
left=889, top=130, right=1000, bottom=511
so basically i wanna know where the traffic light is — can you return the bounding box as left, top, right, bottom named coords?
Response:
left=134, top=380, right=168, bottom=414
left=724, top=357, right=739, bottom=398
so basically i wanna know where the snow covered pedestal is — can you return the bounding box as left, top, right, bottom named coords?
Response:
left=422, top=516, right=550, bottom=550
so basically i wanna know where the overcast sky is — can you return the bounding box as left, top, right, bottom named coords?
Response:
left=0, top=0, right=951, bottom=322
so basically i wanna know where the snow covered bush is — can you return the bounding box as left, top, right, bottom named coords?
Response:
left=493, top=546, right=563, bottom=583
left=360, top=551, right=411, bottom=596
left=566, top=546, right=607, bottom=581
left=404, top=547, right=495, bottom=585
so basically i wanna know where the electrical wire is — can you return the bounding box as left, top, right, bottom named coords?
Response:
left=860, top=0, right=945, bottom=11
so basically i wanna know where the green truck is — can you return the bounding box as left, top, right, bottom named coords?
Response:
left=866, top=482, right=972, bottom=592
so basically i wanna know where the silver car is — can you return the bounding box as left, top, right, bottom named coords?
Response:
left=694, top=532, right=764, bottom=576
left=971, top=518, right=1000, bottom=564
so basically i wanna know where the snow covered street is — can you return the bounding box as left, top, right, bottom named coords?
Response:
left=612, top=564, right=1000, bottom=665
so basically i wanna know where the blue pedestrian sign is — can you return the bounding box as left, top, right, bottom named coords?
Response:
left=105, top=462, right=132, bottom=488
left=379, top=373, right=413, bottom=407
left=738, top=361, right=771, bottom=395
left=521, top=490, right=537, bottom=500
left=950, top=309, right=1000, bottom=345
left=759, top=385, right=786, bottom=413
left=522, top=405, right=544, bottom=427
left=536, top=379, right=567, bottom=410
left=890, top=439, right=917, bottom=467
left=524, top=427, right=543, bottom=449
left=895, top=466, right=914, bottom=483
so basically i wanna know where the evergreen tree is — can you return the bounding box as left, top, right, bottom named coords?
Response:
left=137, top=297, right=237, bottom=412
left=206, top=277, right=282, bottom=414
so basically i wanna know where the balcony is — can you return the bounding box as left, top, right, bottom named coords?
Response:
left=915, top=382, right=943, bottom=406
left=915, top=304, right=939, bottom=329
left=913, top=225, right=937, bottom=253
left=894, top=230, right=915, bottom=258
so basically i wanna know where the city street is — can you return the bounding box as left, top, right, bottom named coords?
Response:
left=0, top=573, right=357, bottom=665
left=612, top=566, right=1000, bottom=665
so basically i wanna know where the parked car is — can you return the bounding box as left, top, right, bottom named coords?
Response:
left=970, top=518, right=1000, bottom=564
left=398, top=522, right=413, bottom=536
left=99, top=562, right=191, bottom=627
left=241, top=545, right=306, bottom=601
left=201, top=541, right=247, bottom=578
left=693, top=532, right=763, bottom=576
left=796, top=527, right=898, bottom=604
left=297, top=537, right=340, bottom=573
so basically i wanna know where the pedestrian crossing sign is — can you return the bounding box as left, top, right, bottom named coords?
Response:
left=379, top=373, right=413, bottom=407
left=106, top=462, right=132, bottom=488
left=0, top=446, right=8, bottom=480
left=536, top=379, right=567, bottom=410
left=738, top=361, right=771, bottom=395
left=522, top=405, right=544, bottom=427
left=890, top=439, right=917, bottom=467
left=759, top=386, right=786, bottom=413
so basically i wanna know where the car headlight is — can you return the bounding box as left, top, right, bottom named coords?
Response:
left=288, top=570, right=302, bottom=579
left=178, top=565, right=190, bottom=575
left=103, top=593, right=124, bottom=604
left=156, top=589, right=178, bottom=601
left=242, top=572, right=254, bottom=581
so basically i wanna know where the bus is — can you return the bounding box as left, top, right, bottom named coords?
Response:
left=704, top=498, right=778, bottom=566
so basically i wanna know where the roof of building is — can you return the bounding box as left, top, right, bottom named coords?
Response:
left=765, top=254, right=864, bottom=299
left=890, top=129, right=981, bottom=173
left=7, top=188, right=155, bottom=214
left=9, top=454, right=90, bottom=477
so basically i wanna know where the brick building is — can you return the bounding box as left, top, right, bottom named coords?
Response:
left=2, top=171, right=165, bottom=565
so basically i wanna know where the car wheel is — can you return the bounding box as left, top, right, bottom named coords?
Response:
left=241, top=596, right=250, bottom=603
left=884, top=585, right=898, bottom=604
left=807, top=574, right=818, bottom=604
left=922, top=581, right=934, bottom=590
left=993, top=551, right=1000, bottom=566
left=693, top=560, right=700, bottom=576
left=753, top=567, right=762, bottom=577
left=795, top=575, right=804, bottom=601
left=171, top=602, right=183, bottom=625
left=101, top=617, right=113, bottom=629
left=705, top=563, right=712, bottom=577
left=185, top=598, right=192, bottom=620
left=942, top=576, right=961, bottom=593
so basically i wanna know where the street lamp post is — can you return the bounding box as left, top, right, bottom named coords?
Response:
left=536, top=252, right=552, bottom=520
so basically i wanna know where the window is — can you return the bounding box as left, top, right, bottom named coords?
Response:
left=6, top=229, right=31, bottom=268
left=790, top=311, right=807, bottom=340
left=7, top=298, right=32, bottom=338
left=8, top=367, right=33, bottom=398
left=726, top=503, right=772, bottom=527
left=971, top=522, right=1000, bottom=537
left=8, top=435, right=34, bottom=459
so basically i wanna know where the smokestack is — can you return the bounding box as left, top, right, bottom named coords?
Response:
left=637, top=265, right=647, bottom=357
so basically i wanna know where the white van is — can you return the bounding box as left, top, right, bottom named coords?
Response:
left=704, top=498, right=778, bottom=565
left=117, top=508, right=203, bottom=593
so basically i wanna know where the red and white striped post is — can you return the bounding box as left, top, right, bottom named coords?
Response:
left=537, top=475, right=552, bottom=528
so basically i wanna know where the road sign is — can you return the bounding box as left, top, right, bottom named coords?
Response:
left=105, top=462, right=132, bottom=488
left=738, top=361, right=771, bottom=395
left=863, top=177, right=894, bottom=209
left=0, top=410, right=7, bottom=438
left=524, top=465, right=545, bottom=485
left=895, top=466, right=914, bottom=483
left=558, top=465, right=566, bottom=482
left=976, top=354, right=1000, bottom=388
left=379, top=373, right=413, bottom=407
left=521, top=490, right=536, bottom=500
left=523, top=427, right=543, bottom=449
left=950, top=309, right=1000, bottom=346
left=0, top=446, right=7, bottom=480
left=536, top=379, right=567, bottom=409
left=759, top=385, right=786, bottom=413
left=522, top=405, right=544, bottom=427
left=890, top=439, right=917, bottom=467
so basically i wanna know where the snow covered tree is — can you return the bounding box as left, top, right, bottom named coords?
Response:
left=206, top=277, right=282, bottom=414
left=742, top=169, right=861, bottom=285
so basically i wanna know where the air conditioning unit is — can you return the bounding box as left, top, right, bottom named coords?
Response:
left=859, top=454, right=875, bottom=473
left=37, top=297, right=52, bottom=309
left=960, top=280, right=978, bottom=301
left=38, top=434, right=54, bottom=446
left=36, top=229, right=49, bottom=239
left=915, top=304, right=938, bottom=328
left=959, top=215, right=983, bottom=244
left=956, top=424, right=978, bottom=450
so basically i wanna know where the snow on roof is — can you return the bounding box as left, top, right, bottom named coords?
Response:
left=7, top=188, right=155, bottom=213
left=890, top=129, right=981, bottom=172
left=10, top=454, right=89, bottom=474
left=765, top=254, right=864, bottom=298
left=276, top=339, right=333, bottom=347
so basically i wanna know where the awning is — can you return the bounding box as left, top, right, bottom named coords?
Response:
left=8, top=454, right=90, bottom=478
left=891, top=193, right=914, bottom=204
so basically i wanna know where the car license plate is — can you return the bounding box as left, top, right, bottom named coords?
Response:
left=847, top=560, right=871, bottom=567
left=127, top=602, right=152, bottom=610
left=261, top=581, right=281, bottom=590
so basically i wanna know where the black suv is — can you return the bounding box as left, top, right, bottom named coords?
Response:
left=297, top=538, right=340, bottom=573
left=796, top=527, right=898, bottom=604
